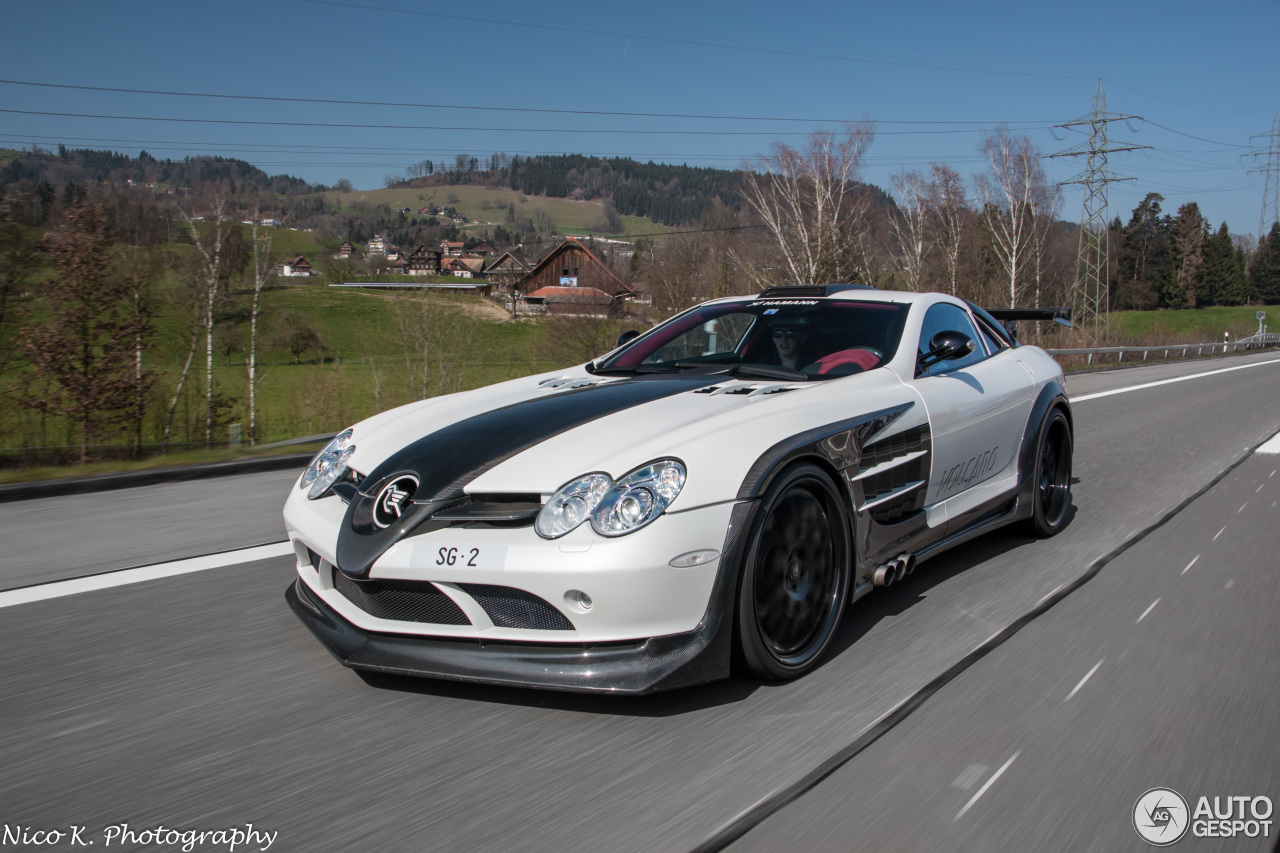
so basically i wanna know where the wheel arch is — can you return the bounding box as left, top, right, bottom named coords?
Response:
left=1014, top=380, right=1073, bottom=517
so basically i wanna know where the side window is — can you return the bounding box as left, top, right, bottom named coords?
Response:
left=917, top=304, right=985, bottom=375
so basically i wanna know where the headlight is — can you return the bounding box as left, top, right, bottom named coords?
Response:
left=535, top=473, right=611, bottom=538
left=592, top=460, right=685, bottom=537
left=299, top=428, right=355, bottom=499
left=535, top=460, right=686, bottom=539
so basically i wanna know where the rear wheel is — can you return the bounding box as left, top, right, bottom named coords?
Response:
left=735, top=463, right=851, bottom=680
left=1027, top=408, right=1072, bottom=537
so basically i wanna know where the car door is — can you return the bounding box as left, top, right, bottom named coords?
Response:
left=912, top=302, right=1035, bottom=511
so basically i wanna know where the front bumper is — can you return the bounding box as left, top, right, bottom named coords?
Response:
left=287, top=577, right=726, bottom=694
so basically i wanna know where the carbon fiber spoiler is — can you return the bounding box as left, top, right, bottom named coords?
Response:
left=986, top=306, right=1073, bottom=328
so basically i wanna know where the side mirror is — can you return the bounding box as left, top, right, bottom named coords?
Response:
left=616, top=329, right=641, bottom=348
left=918, top=330, right=976, bottom=373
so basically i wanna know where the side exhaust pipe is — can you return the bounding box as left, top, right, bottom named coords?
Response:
left=873, top=554, right=917, bottom=588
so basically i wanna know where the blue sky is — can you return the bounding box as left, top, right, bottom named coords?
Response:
left=2, top=0, right=1277, bottom=237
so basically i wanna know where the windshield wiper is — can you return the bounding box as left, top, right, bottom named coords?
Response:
left=587, top=364, right=676, bottom=375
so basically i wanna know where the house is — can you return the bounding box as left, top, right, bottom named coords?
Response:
left=451, top=214, right=467, bottom=225
left=385, top=244, right=402, bottom=262
left=441, top=257, right=486, bottom=279
left=468, top=240, right=496, bottom=256
left=261, top=218, right=283, bottom=228
left=516, top=236, right=635, bottom=300
left=335, top=241, right=362, bottom=259
left=279, top=256, right=313, bottom=277
left=439, top=240, right=465, bottom=257
left=406, top=245, right=442, bottom=275
left=484, top=249, right=535, bottom=289
left=367, top=235, right=389, bottom=255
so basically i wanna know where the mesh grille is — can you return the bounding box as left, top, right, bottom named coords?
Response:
left=458, top=584, right=575, bottom=631
left=332, top=567, right=471, bottom=625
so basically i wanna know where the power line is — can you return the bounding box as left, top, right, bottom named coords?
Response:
left=1247, top=111, right=1280, bottom=240
left=0, top=108, right=1047, bottom=137
left=298, top=0, right=1093, bottom=82
left=0, top=79, right=1056, bottom=127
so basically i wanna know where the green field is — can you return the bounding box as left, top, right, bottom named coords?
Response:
left=1108, top=305, right=1270, bottom=343
left=322, top=185, right=670, bottom=238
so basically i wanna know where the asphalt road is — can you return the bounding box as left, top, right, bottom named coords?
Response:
left=1, top=352, right=1278, bottom=852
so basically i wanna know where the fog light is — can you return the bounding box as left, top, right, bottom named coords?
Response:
left=565, top=590, right=592, bottom=610
left=669, top=549, right=719, bottom=568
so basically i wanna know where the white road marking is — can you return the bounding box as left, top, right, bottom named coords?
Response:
left=1065, top=659, right=1105, bottom=701
left=0, top=541, right=294, bottom=609
left=1258, top=434, right=1280, bottom=455
left=1258, top=484, right=1266, bottom=493
left=1239, top=502, right=1248, bottom=513
left=1136, top=599, right=1161, bottom=623
left=1070, top=357, right=1280, bottom=403
left=1182, top=555, right=1200, bottom=575
left=950, top=764, right=988, bottom=791
left=955, top=752, right=1020, bottom=821
left=1226, top=580, right=1235, bottom=589
left=1213, top=526, right=1226, bottom=541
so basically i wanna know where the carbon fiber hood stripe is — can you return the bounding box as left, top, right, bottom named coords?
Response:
left=336, top=375, right=720, bottom=577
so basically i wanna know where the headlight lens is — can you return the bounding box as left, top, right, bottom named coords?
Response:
left=535, top=473, right=611, bottom=538
left=299, top=428, right=355, bottom=499
left=591, top=460, right=685, bottom=537
left=535, top=460, right=686, bottom=539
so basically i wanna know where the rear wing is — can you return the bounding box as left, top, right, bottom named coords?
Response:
left=984, top=306, right=1072, bottom=341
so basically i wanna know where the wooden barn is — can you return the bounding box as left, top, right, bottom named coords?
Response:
left=516, top=237, right=635, bottom=304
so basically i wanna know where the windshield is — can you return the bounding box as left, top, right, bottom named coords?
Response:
left=596, top=298, right=909, bottom=379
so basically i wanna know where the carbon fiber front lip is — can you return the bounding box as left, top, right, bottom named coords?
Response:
left=285, top=578, right=724, bottom=694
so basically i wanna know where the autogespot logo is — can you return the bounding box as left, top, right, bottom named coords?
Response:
left=1134, top=788, right=1190, bottom=846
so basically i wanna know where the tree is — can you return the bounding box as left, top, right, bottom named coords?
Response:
left=333, top=178, right=353, bottom=193
left=1250, top=222, right=1280, bottom=304
left=112, top=245, right=163, bottom=455
left=1199, top=223, right=1249, bottom=306
left=1165, top=202, right=1205, bottom=308
left=277, top=311, right=323, bottom=364
left=1114, top=193, right=1169, bottom=310
left=974, top=129, right=1056, bottom=308
left=890, top=170, right=930, bottom=291
left=246, top=218, right=275, bottom=443
left=18, top=204, right=141, bottom=462
left=923, top=164, right=968, bottom=296
left=180, top=198, right=248, bottom=446
left=736, top=123, right=877, bottom=287
left=0, top=222, right=46, bottom=372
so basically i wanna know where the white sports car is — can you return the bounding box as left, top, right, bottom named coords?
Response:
left=285, top=285, right=1073, bottom=693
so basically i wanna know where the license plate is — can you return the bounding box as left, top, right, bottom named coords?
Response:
left=414, top=543, right=507, bottom=572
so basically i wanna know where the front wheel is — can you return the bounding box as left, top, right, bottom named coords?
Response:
left=735, top=463, right=851, bottom=680
left=1027, top=408, right=1073, bottom=537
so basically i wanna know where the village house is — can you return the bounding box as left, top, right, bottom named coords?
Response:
left=406, top=245, right=443, bottom=275
left=441, top=257, right=486, bottom=279
left=335, top=241, right=360, bottom=259
left=468, top=240, right=496, bottom=256
left=279, top=256, right=313, bottom=277
left=484, top=249, right=535, bottom=290
left=367, top=235, right=389, bottom=255
left=439, top=240, right=465, bottom=257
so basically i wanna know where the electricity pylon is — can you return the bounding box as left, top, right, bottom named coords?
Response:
left=1249, top=111, right=1280, bottom=243
left=1049, top=80, right=1149, bottom=338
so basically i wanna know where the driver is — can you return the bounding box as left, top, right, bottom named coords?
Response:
left=763, top=317, right=818, bottom=371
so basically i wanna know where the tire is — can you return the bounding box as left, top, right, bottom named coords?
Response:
left=735, top=463, right=852, bottom=680
left=1027, top=408, right=1073, bottom=537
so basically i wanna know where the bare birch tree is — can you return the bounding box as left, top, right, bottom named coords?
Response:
left=890, top=170, right=930, bottom=291
left=181, top=198, right=229, bottom=447
left=975, top=129, right=1053, bottom=308
left=247, top=217, right=275, bottom=445
left=924, top=164, right=969, bottom=296
left=736, top=123, right=876, bottom=287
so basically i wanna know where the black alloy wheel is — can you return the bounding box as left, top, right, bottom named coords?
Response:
left=1028, top=408, right=1073, bottom=537
left=735, top=463, right=851, bottom=680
